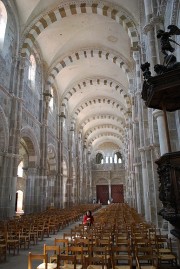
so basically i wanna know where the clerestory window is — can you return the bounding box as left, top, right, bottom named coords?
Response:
left=0, top=1, right=7, bottom=50
left=28, top=54, right=36, bottom=87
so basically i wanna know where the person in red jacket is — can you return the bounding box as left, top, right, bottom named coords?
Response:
left=83, top=210, right=94, bottom=226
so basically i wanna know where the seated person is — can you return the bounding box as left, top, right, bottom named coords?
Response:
left=83, top=210, right=94, bottom=226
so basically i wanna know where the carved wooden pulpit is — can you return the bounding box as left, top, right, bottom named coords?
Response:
left=141, top=30, right=180, bottom=239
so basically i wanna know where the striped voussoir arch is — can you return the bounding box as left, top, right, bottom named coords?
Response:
left=79, top=114, right=124, bottom=130
left=71, top=97, right=127, bottom=120
left=21, top=1, right=139, bottom=57
left=20, top=127, right=40, bottom=167
left=84, top=124, right=123, bottom=141
left=62, top=77, right=131, bottom=109
left=48, top=49, right=133, bottom=86
left=88, top=132, right=123, bottom=146
left=92, top=136, right=122, bottom=148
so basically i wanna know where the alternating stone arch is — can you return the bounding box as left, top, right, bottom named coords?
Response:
left=79, top=113, right=124, bottom=130
left=88, top=132, right=122, bottom=146
left=20, top=127, right=40, bottom=167
left=84, top=124, right=123, bottom=141
left=62, top=77, right=131, bottom=109
left=21, top=1, right=139, bottom=57
left=48, top=48, right=133, bottom=85
left=92, top=136, right=122, bottom=150
left=71, top=96, right=128, bottom=120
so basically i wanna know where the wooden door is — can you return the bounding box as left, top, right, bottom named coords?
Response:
left=111, top=185, right=124, bottom=203
left=96, top=185, right=109, bottom=205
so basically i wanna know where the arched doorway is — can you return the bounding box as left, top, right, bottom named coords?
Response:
left=15, top=190, right=24, bottom=214
left=16, top=141, right=29, bottom=214
left=19, top=127, right=40, bottom=213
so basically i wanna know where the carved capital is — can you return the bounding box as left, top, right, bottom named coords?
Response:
left=152, top=109, right=164, bottom=119
left=143, top=24, right=154, bottom=34
left=143, top=16, right=164, bottom=34
left=150, top=16, right=164, bottom=25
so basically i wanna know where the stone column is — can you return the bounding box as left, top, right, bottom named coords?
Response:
left=152, top=110, right=169, bottom=155
left=133, top=163, right=142, bottom=213
left=24, top=167, right=38, bottom=213
left=39, top=90, right=52, bottom=211
left=149, top=143, right=161, bottom=226
left=56, top=110, right=66, bottom=208
left=82, top=145, right=87, bottom=203
left=0, top=152, right=8, bottom=219
left=68, top=123, right=75, bottom=206
left=87, top=149, right=92, bottom=202
left=139, top=147, right=151, bottom=222
left=76, top=133, right=82, bottom=204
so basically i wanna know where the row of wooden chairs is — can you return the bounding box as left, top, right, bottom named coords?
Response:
left=0, top=204, right=101, bottom=262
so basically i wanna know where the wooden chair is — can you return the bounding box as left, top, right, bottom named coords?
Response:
left=43, top=244, right=60, bottom=264
left=19, top=230, right=31, bottom=249
left=57, top=254, right=76, bottom=269
left=155, top=237, right=177, bottom=267
left=55, top=238, right=69, bottom=254
left=89, top=246, right=110, bottom=269
left=84, top=255, right=105, bottom=269
left=115, top=239, right=131, bottom=247
left=111, top=254, right=132, bottom=269
left=136, top=254, right=158, bottom=269
left=6, top=231, right=20, bottom=255
left=111, top=245, right=131, bottom=257
left=28, top=252, right=48, bottom=269
left=74, top=238, right=90, bottom=254
left=36, top=252, right=57, bottom=269
left=68, top=246, right=83, bottom=269
left=0, top=242, right=7, bottom=262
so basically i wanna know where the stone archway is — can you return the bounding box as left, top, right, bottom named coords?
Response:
left=19, top=127, right=40, bottom=213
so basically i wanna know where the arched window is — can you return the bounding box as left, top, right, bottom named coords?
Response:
left=96, top=153, right=103, bottom=164
left=114, top=152, right=122, bottom=163
left=17, top=161, right=23, bottom=177
left=109, top=157, right=113, bottom=163
left=105, top=156, right=109, bottom=163
left=28, top=54, right=36, bottom=85
left=0, top=1, right=7, bottom=49
left=49, top=88, right=54, bottom=111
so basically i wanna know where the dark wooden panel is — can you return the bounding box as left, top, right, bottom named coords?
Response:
left=96, top=185, right=109, bottom=205
left=111, top=184, right=124, bottom=203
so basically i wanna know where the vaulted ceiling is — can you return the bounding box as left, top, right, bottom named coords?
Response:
left=14, top=0, right=140, bottom=153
